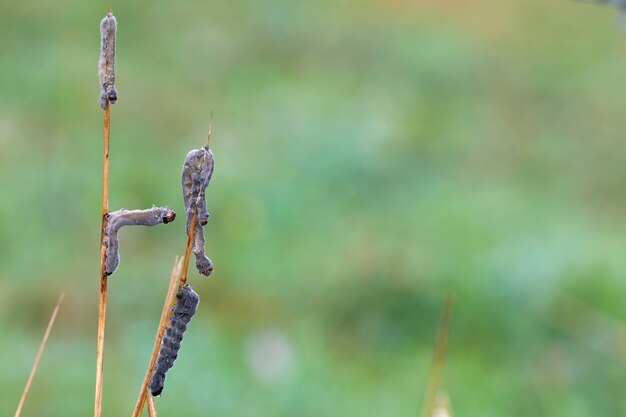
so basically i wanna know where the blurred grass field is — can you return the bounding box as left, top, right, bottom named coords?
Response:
left=1, top=0, right=626, bottom=415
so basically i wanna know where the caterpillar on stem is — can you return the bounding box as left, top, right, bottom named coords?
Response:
left=182, top=147, right=215, bottom=276
left=149, top=284, right=200, bottom=397
left=98, top=12, right=118, bottom=110
left=103, top=207, right=176, bottom=276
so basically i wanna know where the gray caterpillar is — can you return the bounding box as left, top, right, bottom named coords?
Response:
left=103, top=207, right=176, bottom=276
left=182, top=147, right=215, bottom=276
left=150, top=284, right=200, bottom=397
left=98, top=12, right=118, bottom=110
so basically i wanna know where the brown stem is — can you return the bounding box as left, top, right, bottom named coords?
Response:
left=94, top=102, right=111, bottom=417
left=13, top=293, right=65, bottom=417
left=131, top=257, right=183, bottom=417
left=421, top=292, right=455, bottom=417
left=179, top=210, right=197, bottom=291
left=146, top=395, right=158, bottom=417
left=101, top=104, right=110, bottom=215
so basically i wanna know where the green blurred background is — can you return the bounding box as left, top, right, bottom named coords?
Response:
left=1, top=0, right=626, bottom=415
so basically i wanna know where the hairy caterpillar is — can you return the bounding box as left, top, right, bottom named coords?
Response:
left=150, top=284, right=200, bottom=397
left=103, top=207, right=176, bottom=276
left=182, top=147, right=215, bottom=276
left=98, top=12, right=118, bottom=110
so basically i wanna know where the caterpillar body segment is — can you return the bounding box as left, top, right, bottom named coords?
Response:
left=98, top=12, right=118, bottom=109
left=150, top=284, right=200, bottom=397
left=182, top=147, right=214, bottom=226
left=192, top=221, right=213, bottom=276
left=103, top=207, right=176, bottom=276
left=182, top=146, right=215, bottom=276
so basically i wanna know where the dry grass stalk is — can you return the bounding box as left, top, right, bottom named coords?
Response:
left=432, top=391, right=452, bottom=417
left=131, top=257, right=184, bottom=417
left=146, top=395, right=158, bottom=417
left=178, top=211, right=198, bottom=291
left=13, top=293, right=65, bottom=417
left=421, top=292, right=455, bottom=417
left=94, top=101, right=111, bottom=417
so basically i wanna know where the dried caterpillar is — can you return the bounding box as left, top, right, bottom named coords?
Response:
left=150, top=284, right=200, bottom=397
left=98, top=12, right=118, bottom=109
left=103, top=207, right=176, bottom=276
left=182, top=147, right=215, bottom=276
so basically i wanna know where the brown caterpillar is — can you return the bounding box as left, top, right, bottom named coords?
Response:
left=182, top=147, right=215, bottom=276
left=98, top=12, right=118, bottom=110
left=103, top=207, right=176, bottom=276
left=150, top=284, right=200, bottom=397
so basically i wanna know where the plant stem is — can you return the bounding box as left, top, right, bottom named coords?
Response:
left=94, top=102, right=111, bottom=417
left=131, top=257, right=183, bottom=417
left=147, top=395, right=158, bottom=417
left=421, top=292, right=455, bottom=417
left=13, top=293, right=65, bottom=417
left=179, top=211, right=197, bottom=291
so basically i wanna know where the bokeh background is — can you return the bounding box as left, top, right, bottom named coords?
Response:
left=1, top=0, right=626, bottom=415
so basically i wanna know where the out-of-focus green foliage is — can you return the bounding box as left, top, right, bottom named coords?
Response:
left=1, top=0, right=626, bottom=415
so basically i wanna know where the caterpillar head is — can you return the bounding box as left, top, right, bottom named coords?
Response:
left=107, top=90, right=118, bottom=104
left=161, top=208, right=177, bottom=224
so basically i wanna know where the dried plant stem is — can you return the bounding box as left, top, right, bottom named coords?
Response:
left=179, top=211, right=198, bottom=291
left=146, top=395, right=158, bottom=417
left=421, top=292, right=455, bottom=417
left=13, top=293, right=65, bottom=417
left=101, top=82, right=111, bottom=215
left=94, top=103, right=111, bottom=417
left=131, top=257, right=183, bottom=417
